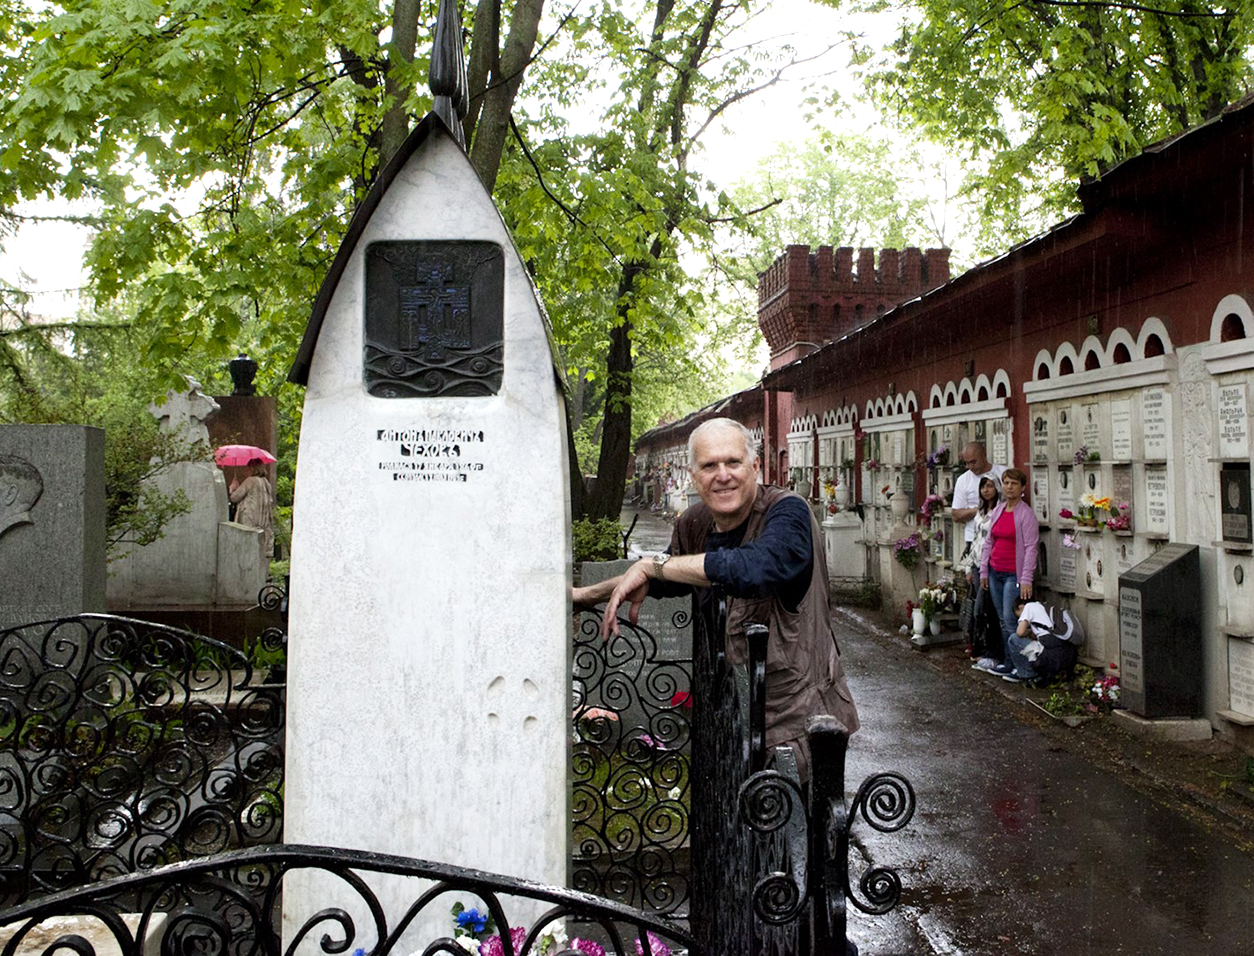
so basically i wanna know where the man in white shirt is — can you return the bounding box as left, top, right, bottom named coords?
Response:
left=950, top=441, right=1006, bottom=551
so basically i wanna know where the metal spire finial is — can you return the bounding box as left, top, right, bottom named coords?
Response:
left=429, top=0, right=469, bottom=146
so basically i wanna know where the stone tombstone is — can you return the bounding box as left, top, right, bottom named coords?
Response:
left=891, top=431, right=903, bottom=466
left=1032, top=408, right=1051, bottom=463
left=1110, top=398, right=1133, bottom=461
left=1082, top=536, right=1105, bottom=598
left=1111, top=464, right=1133, bottom=525
left=1145, top=465, right=1170, bottom=535
left=579, top=559, right=690, bottom=661
left=1118, top=544, right=1202, bottom=718
left=107, top=382, right=266, bottom=608
left=1058, top=534, right=1078, bottom=591
left=1057, top=467, right=1076, bottom=519
left=1218, top=383, right=1249, bottom=459
left=1228, top=638, right=1254, bottom=720
left=991, top=418, right=1010, bottom=467
left=1056, top=404, right=1074, bottom=462
left=0, top=425, right=106, bottom=630
left=1142, top=387, right=1169, bottom=460
left=1220, top=465, right=1252, bottom=544
left=282, top=87, right=571, bottom=935
left=1032, top=470, right=1049, bottom=524
left=1081, top=401, right=1101, bottom=455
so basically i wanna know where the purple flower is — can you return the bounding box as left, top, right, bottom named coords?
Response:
left=479, top=928, right=526, bottom=956
left=634, top=932, right=672, bottom=956
left=571, top=940, right=606, bottom=956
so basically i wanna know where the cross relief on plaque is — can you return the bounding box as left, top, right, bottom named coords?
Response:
left=399, top=264, right=470, bottom=358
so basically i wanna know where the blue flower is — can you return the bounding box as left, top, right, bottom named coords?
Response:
left=456, top=909, right=489, bottom=935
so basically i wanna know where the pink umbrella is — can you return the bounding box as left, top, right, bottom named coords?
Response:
left=214, top=444, right=277, bottom=467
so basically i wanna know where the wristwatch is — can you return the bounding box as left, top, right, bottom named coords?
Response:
left=652, top=553, right=671, bottom=580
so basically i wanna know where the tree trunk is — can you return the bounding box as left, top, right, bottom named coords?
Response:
left=380, top=0, right=421, bottom=165
left=469, top=0, right=546, bottom=191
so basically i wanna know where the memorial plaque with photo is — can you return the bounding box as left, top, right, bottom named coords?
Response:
left=1142, top=387, right=1168, bottom=460
left=991, top=419, right=1010, bottom=466
left=1220, top=464, right=1252, bottom=544
left=1082, top=402, right=1101, bottom=453
left=975, top=420, right=987, bottom=443
left=1218, top=383, right=1250, bottom=459
left=1145, top=465, right=1169, bottom=535
left=1114, top=537, right=1137, bottom=576
left=1111, top=399, right=1133, bottom=461
left=1056, top=405, right=1074, bottom=461
left=1083, top=537, right=1105, bottom=597
left=1057, top=467, right=1075, bottom=518
left=1032, top=471, right=1049, bottom=523
left=1228, top=638, right=1254, bottom=720
left=1032, top=408, right=1051, bottom=464
left=1058, top=538, right=1077, bottom=591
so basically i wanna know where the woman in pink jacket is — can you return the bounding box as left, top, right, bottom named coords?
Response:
left=979, top=468, right=1038, bottom=681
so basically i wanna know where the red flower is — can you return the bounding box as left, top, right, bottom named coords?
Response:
left=670, top=691, right=693, bottom=709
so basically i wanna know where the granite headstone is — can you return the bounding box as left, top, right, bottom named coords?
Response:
left=0, top=425, right=106, bottom=630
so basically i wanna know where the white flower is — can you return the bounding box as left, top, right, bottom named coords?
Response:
left=455, top=938, right=480, bottom=955
left=669, top=787, right=681, bottom=799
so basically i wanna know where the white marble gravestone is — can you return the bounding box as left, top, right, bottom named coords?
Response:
left=283, top=112, right=570, bottom=943
left=107, top=381, right=266, bottom=607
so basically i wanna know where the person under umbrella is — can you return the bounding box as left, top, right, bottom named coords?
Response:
left=229, top=458, right=276, bottom=559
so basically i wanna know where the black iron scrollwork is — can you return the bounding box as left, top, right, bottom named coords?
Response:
left=571, top=608, right=691, bottom=919
left=0, top=614, right=285, bottom=908
left=843, top=771, right=916, bottom=915
left=0, top=845, right=692, bottom=956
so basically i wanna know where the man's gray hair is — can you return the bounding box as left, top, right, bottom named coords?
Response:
left=687, top=418, right=757, bottom=466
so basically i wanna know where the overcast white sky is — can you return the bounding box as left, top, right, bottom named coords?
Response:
left=0, top=0, right=890, bottom=319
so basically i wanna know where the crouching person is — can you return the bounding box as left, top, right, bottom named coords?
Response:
left=1003, top=600, right=1085, bottom=684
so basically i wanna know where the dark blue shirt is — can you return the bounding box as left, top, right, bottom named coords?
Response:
left=652, top=494, right=814, bottom=613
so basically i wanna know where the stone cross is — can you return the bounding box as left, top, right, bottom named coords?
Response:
left=148, top=379, right=218, bottom=444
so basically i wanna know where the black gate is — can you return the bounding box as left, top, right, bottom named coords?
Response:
left=0, top=614, right=285, bottom=907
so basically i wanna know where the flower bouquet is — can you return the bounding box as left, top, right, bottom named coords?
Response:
left=1105, top=500, right=1132, bottom=532
left=926, top=445, right=950, bottom=472
left=865, top=458, right=881, bottom=471
left=450, top=904, right=613, bottom=956
left=919, top=493, right=946, bottom=527
left=894, top=533, right=923, bottom=569
left=1076, top=493, right=1111, bottom=529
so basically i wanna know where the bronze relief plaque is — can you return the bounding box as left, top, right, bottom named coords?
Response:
left=364, top=241, right=504, bottom=397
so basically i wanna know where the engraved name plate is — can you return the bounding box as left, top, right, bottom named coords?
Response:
left=364, top=241, right=505, bottom=397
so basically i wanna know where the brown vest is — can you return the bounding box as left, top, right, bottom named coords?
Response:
left=673, top=484, right=859, bottom=780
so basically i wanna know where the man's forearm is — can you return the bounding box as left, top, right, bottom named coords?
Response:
left=573, top=574, right=625, bottom=606
left=951, top=507, right=976, bottom=522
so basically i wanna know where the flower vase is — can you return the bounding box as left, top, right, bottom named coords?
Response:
left=834, top=482, right=851, bottom=510
left=912, top=608, right=927, bottom=635
left=890, top=493, right=910, bottom=532
left=929, top=619, right=942, bottom=637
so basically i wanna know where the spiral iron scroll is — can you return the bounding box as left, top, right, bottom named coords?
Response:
left=0, top=614, right=285, bottom=908
left=571, top=607, right=691, bottom=919
left=738, top=767, right=808, bottom=926
left=843, top=771, right=916, bottom=915
left=0, top=845, right=691, bottom=956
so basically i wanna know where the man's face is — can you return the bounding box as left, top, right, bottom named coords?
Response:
left=691, top=427, right=760, bottom=527
left=961, top=444, right=987, bottom=471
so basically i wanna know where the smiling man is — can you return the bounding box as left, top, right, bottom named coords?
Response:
left=573, top=417, right=858, bottom=781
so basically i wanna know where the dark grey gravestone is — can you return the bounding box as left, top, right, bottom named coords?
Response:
left=1118, top=544, right=1202, bottom=718
left=579, top=559, right=692, bottom=661
left=1220, top=464, right=1251, bottom=544
left=0, top=425, right=106, bottom=629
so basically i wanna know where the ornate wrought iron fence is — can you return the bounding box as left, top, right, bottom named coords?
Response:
left=571, top=608, right=692, bottom=919
left=0, top=844, right=693, bottom=956
left=0, top=614, right=285, bottom=907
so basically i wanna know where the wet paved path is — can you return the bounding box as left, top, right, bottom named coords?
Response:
left=839, top=612, right=1254, bottom=955
left=620, top=506, right=1254, bottom=954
